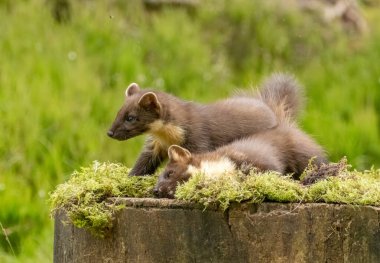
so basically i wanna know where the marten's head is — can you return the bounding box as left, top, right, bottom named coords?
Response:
left=153, top=145, right=195, bottom=198
left=107, top=83, right=162, bottom=140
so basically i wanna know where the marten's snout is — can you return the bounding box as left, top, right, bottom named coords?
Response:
left=153, top=187, right=169, bottom=198
left=153, top=186, right=175, bottom=199
left=153, top=187, right=159, bottom=197
left=107, top=130, right=114, bottom=138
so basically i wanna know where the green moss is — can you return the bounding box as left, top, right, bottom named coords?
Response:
left=174, top=172, right=253, bottom=210
left=307, top=168, right=380, bottom=205
left=175, top=171, right=306, bottom=210
left=49, top=161, right=157, bottom=237
left=50, top=161, right=380, bottom=237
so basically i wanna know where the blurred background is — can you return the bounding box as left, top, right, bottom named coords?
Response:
left=0, top=0, right=379, bottom=261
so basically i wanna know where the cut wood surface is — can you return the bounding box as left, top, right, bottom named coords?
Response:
left=54, top=198, right=380, bottom=263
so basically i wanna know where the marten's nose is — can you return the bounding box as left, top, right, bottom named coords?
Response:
left=153, top=188, right=159, bottom=197
left=107, top=130, right=114, bottom=137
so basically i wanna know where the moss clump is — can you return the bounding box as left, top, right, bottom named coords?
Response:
left=49, top=161, right=157, bottom=237
left=307, top=168, right=380, bottom=205
left=175, top=171, right=306, bottom=210
left=243, top=172, right=306, bottom=203
left=175, top=159, right=380, bottom=209
left=174, top=172, right=253, bottom=211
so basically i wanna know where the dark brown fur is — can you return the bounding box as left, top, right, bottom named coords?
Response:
left=108, top=73, right=301, bottom=175
left=154, top=121, right=327, bottom=198
left=301, top=158, right=347, bottom=185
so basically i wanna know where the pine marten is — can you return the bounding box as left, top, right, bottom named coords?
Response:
left=153, top=122, right=327, bottom=198
left=107, top=73, right=303, bottom=176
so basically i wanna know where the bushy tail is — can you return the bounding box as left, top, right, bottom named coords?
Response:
left=257, top=73, right=304, bottom=122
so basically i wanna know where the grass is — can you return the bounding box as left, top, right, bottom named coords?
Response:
left=49, top=160, right=380, bottom=237
left=1, top=0, right=380, bottom=261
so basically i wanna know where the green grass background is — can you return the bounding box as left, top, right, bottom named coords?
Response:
left=0, top=0, right=379, bottom=261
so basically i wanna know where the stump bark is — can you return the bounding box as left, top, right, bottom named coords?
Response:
left=54, top=198, right=380, bottom=263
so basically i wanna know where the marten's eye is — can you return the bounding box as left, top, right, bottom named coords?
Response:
left=165, top=171, right=173, bottom=179
left=125, top=116, right=136, bottom=122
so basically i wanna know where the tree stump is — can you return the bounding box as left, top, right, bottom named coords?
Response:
left=54, top=198, right=380, bottom=263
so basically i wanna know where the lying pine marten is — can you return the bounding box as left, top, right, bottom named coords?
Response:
left=154, top=115, right=327, bottom=198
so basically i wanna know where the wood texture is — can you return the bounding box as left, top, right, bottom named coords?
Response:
left=54, top=198, right=380, bottom=263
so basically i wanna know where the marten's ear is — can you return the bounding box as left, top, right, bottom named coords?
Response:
left=168, top=145, right=191, bottom=163
left=125, top=83, right=140, bottom=97
left=138, top=92, right=161, bottom=112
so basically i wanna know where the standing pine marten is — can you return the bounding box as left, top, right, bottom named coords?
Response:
left=153, top=122, right=327, bottom=198
left=107, top=73, right=303, bottom=176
